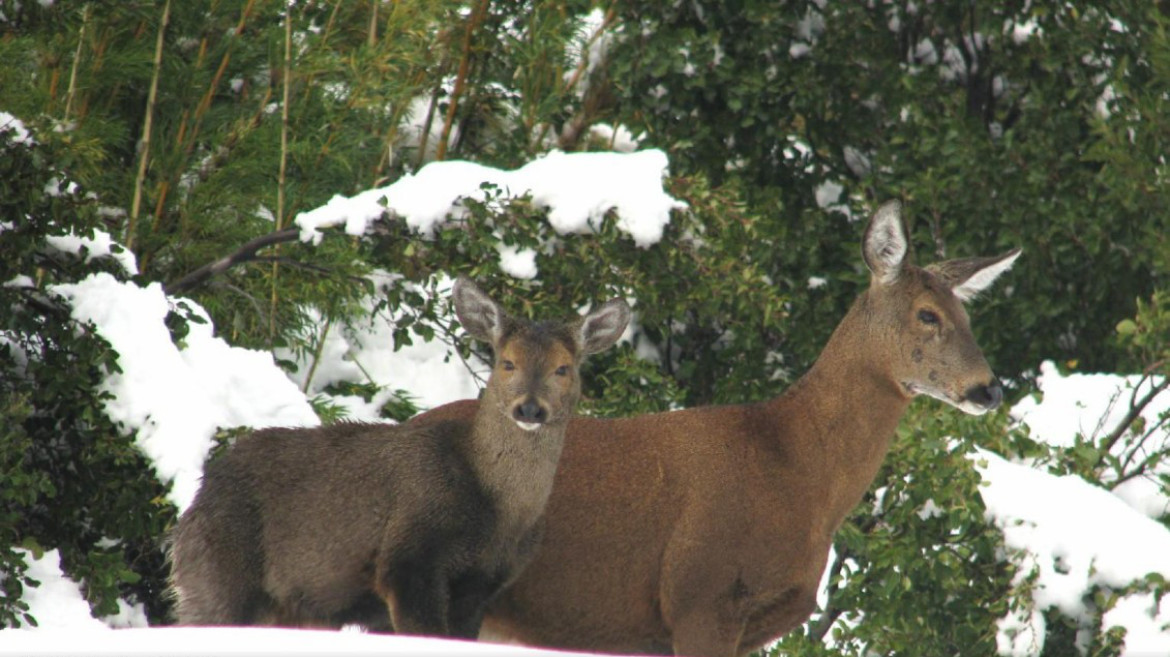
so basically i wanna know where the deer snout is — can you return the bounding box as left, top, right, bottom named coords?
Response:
left=964, top=379, right=1003, bottom=410
left=512, top=399, right=548, bottom=430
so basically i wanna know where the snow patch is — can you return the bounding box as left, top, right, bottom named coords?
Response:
left=50, top=274, right=319, bottom=512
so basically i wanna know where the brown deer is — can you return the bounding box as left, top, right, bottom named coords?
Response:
left=413, top=201, right=1021, bottom=656
left=168, top=277, right=630, bottom=638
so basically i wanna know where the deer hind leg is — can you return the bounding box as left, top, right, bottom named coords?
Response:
left=171, top=537, right=268, bottom=625
left=172, top=578, right=272, bottom=626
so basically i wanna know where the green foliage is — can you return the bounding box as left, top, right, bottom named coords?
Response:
left=605, top=0, right=1170, bottom=380
left=0, top=124, right=175, bottom=626
left=0, top=0, right=461, bottom=351
left=1116, top=290, right=1170, bottom=371
left=0, top=394, right=47, bottom=629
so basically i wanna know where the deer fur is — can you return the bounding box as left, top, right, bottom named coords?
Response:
left=413, top=202, right=1021, bottom=656
left=168, top=277, right=630, bottom=638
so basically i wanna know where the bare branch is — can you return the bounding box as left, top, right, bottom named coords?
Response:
left=1116, top=414, right=1170, bottom=476
left=249, top=255, right=351, bottom=280
left=14, top=286, right=72, bottom=319
left=216, top=280, right=268, bottom=327
left=1111, top=445, right=1170, bottom=488
left=1097, top=366, right=1170, bottom=460
left=164, top=226, right=301, bottom=296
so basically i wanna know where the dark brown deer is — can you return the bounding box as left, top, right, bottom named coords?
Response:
left=414, top=201, right=1021, bottom=656
left=168, top=277, right=630, bottom=638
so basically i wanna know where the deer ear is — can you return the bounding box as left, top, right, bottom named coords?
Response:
left=453, top=277, right=505, bottom=344
left=577, top=299, right=631, bottom=355
left=863, top=200, right=910, bottom=286
left=929, top=248, right=1021, bottom=302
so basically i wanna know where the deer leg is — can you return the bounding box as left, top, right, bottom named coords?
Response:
left=447, top=570, right=507, bottom=639
left=382, top=566, right=451, bottom=636
left=669, top=610, right=743, bottom=657
left=173, top=563, right=274, bottom=626
left=447, top=593, right=488, bottom=640
left=736, top=586, right=820, bottom=654
left=174, top=584, right=262, bottom=626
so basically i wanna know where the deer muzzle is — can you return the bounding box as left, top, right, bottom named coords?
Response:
left=963, top=379, right=1003, bottom=411
left=512, top=398, right=549, bottom=431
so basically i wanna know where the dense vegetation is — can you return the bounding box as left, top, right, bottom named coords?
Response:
left=2, top=1, right=1167, bottom=654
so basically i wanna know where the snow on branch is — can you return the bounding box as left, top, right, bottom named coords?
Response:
left=294, top=150, right=687, bottom=254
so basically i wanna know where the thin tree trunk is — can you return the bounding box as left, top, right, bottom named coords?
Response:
left=270, top=1, right=294, bottom=342
left=64, top=4, right=92, bottom=120
left=437, top=0, right=490, bottom=161
left=127, top=0, right=171, bottom=253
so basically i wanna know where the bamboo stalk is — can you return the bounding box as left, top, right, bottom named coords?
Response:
left=64, top=4, right=92, bottom=120
left=367, top=0, right=378, bottom=47
left=376, top=69, right=426, bottom=183
left=322, top=0, right=343, bottom=45
left=414, top=72, right=444, bottom=169
left=270, top=0, right=294, bottom=342
left=164, top=226, right=301, bottom=295
left=295, top=0, right=342, bottom=112
left=301, top=313, right=334, bottom=394
left=181, top=0, right=256, bottom=159
left=127, top=0, right=171, bottom=253
left=436, top=0, right=491, bottom=161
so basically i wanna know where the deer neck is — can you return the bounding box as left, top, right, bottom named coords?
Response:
left=770, top=296, right=912, bottom=529
left=469, top=398, right=566, bottom=531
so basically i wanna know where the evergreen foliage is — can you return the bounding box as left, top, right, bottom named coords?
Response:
left=605, top=0, right=1170, bottom=378
left=0, top=123, right=174, bottom=626
left=1, top=1, right=1167, bottom=654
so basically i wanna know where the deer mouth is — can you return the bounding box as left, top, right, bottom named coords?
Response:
left=515, top=421, right=542, bottom=432
left=902, top=381, right=992, bottom=416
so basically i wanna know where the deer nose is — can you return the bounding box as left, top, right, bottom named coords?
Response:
left=965, top=379, right=1003, bottom=410
left=513, top=399, right=548, bottom=424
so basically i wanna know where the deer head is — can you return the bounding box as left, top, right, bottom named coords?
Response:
left=453, top=277, right=630, bottom=431
left=862, top=200, right=1021, bottom=415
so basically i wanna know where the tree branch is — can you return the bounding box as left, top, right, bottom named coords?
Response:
left=1111, top=442, right=1170, bottom=488
left=436, top=0, right=490, bottom=161
left=14, top=286, right=73, bottom=319
left=164, top=226, right=301, bottom=296
left=249, top=255, right=344, bottom=279
left=1097, top=365, right=1170, bottom=460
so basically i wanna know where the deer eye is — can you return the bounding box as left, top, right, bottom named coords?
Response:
left=501, top=360, right=516, bottom=371
left=917, top=309, right=940, bottom=325
left=554, top=365, right=571, bottom=377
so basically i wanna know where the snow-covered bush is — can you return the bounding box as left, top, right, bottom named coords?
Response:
left=0, top=119, right=174, bottom=626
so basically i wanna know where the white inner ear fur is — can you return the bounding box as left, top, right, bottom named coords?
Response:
left=481, top=302, right=504, bottom=343
left=579, top=302, right=630, bottom=354
left=953, top=250, right=1022, bottom=302
left=867, top=204, right=908, bottom=285
left=455, top=281, right=505, bottom=343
